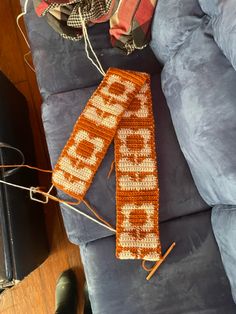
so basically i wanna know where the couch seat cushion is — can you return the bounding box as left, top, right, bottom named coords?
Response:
left=80, top=211, right=236, bottom=314
left=159, top=20, right=236, bottom=206
left=212, top=205, right=236, bottom=303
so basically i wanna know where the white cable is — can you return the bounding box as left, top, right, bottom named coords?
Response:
left=0, top=179, right=116, bottom=233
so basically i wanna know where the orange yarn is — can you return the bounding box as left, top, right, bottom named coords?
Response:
left=52, top=68, right=140, bottom=200
left=115, top=73, right=161, bottom=260
left=52, top=68, right=162, bottom=261
left=0, top=164, right=52, bottom=173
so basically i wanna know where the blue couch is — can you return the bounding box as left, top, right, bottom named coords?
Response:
left=23, top=0, right=236, bottom=312
left=151, top=0, right=236, bottom=306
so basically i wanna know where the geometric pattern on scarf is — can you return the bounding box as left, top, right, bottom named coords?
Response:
left=52, top=68, right=161, bottom=261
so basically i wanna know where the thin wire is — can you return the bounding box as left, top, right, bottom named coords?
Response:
left=0, top=179, right=116, bottom=233
left=79, top=8, right=106, bottom=77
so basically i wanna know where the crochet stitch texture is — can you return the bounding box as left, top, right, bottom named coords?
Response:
left=52, top=68, right=161, bottom=261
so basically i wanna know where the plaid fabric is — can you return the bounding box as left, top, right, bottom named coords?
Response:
left=33, top=0, right=114, bottom=40
left=45, top=0, right=76, bottom=3
left=33, top=0, right=157, bottom=54
left=110, top=0, right=157, bottom=54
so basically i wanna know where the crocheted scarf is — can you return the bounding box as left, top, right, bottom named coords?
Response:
left=52, top=68, right=161, bottom=261
left=33, top=0, right=157, bottom=54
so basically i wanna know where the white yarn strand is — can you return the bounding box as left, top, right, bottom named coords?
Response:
left=0, top=179, right=116, bottom=233
left=0, top=179, right=31, bottom=192
left=14, top=2, right=113, bottom=232
left=16, top=0, right=30, bottom=49
left=79, top=8, right=106, bottom=77
left=16, top=0, right=36, bottom=73
left=17, top=2, right=105, bottom=75
left=24, top=51, right=36, bottom=73
left=82, top=23, right=106, bottom=76
left=63, top=202, right=116, bottom=233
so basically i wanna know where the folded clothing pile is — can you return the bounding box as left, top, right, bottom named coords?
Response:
left=33, top=0, right=157, bottom=54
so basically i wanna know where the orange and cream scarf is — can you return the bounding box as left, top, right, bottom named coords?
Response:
left=52, top=68, right=173, bottom=273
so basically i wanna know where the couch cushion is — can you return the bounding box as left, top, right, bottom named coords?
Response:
left=42, top=74, right=208, bottom=244
left=159, top=21, right=236, bottom=206
left=196, top=0, right=236, bottom=72
left=212, top=205, right=236, bottom=303
left=23, top=0, right=161, bottom=99
left=151, top=2, right=236, bottom=303
left=80, top=211, right=236, bottom=314
left=150, top=0, right=204, bottom=64
left=198, top=0, right=220, bottom=16
left=210, top=0, right=236, bottom=72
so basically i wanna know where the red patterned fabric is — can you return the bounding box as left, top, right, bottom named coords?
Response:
left=33, top=0, right=157, bottom=54
left=110, top=0, right=157, bottom=54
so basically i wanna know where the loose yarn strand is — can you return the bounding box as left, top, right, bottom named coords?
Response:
left=63, top=202, right=116, bottom=233
left=16, top=0, right=36, bottom=73
left=0, top=163, right=115, bottom=231
left=82, top=198, right=114, bottom=230
left=37, top=187, right=115, bottom=230
left=0, top=164, right=52, bottom=174
left=107, top=160, right=115, bottom=179
left=16, top=0, right=30, bottom=49
left=79, top=8, right=106, bottom=77
left=0, top=178, right=116, bottom=233
left=47, top=184, right=54, bottom=194
left=24, top=51, right=36, bottom=73
left=82, top=22, right=106, bottom=76
left=0, top=161, right=115, bottom=232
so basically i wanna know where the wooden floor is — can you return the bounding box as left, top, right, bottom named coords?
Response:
left=0, top=1, right=85, bottom=313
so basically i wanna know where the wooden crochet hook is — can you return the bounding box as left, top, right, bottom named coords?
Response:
left=146, top=242, right=176, bottom=281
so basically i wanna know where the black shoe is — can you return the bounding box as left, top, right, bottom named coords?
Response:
left=55, top=269, right=78, bottom=314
